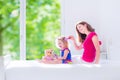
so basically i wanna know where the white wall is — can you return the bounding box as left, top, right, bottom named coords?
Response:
left=61, top=0, right=120, bottom=61
left=0, top=57, right=5, bottom=80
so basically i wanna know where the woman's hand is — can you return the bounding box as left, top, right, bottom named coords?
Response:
left=68, top=35, right=75, bottom=41
left=68, top=35, right=82, bottom=50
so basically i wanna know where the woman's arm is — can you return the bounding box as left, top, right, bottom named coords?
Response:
left=69, top=35, right=82, bottom=50
left=92, top=35, right=100, bottom=64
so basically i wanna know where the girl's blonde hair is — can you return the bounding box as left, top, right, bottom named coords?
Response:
left=56, top=36, right=68, bottom=48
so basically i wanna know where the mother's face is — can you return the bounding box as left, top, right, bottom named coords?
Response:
left=76, top=24, right=86, bottom=34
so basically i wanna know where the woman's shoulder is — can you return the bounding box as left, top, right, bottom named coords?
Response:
left=90, top=32, right=97, bottom=35
left=89, top=32, right=97, bottom=38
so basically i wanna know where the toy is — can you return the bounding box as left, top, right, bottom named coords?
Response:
left=43, top=49, right=58, bottom=61
left=39, top=49, right=60, bottom=64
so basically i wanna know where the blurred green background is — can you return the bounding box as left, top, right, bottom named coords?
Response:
left=0, top=0, right=61, bottom=60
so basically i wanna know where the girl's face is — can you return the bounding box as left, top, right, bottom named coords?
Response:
left=57, top=40, right=65, bottom=50
left=77, top=24, right=86, bottom=34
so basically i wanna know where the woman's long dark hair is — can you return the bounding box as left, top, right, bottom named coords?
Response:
left=76, top=21, right=95, bottom=43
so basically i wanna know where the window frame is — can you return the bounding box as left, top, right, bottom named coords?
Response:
left=20, top=0, right=26, bottom=60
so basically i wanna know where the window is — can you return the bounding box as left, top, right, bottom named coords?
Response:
left=1, top=0, right=61, bottom=60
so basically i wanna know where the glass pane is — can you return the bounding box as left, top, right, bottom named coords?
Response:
left=0, top=0, right=20, bottom=60
left=26, top=0, right=61, bottom=60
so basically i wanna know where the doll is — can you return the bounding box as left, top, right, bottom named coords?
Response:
left=39, top=49, right=60, bottom=64
left=43, top=49, right=57, bottom=61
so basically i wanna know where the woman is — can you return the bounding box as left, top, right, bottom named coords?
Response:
left=69, top=21, right=100, bottom=64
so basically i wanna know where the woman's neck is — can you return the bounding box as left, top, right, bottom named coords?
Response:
left=85, top=31, right=91, bottom=35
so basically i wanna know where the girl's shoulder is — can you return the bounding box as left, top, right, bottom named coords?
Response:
left=61, top=48, right=70, bottom=52
left=63, top=48, right=70, bottom=51
left=64, top=48, right=71, bottom=53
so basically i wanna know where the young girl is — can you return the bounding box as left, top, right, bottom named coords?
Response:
left=56, top=36, right=72, bottom=64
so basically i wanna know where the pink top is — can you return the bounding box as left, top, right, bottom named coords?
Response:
left=82, top=32, right=97, bottom=62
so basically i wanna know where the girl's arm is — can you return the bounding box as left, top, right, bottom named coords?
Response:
left=92, top=35, right=100, bottom=64
left=69, top=35, right=82, bottom=50
left=59, top=49, right=69, bottom=60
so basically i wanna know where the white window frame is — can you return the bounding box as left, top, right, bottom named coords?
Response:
left=20, top=0, right=26, bottom=60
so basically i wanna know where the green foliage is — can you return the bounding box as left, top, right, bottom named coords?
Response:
left=0, top=0, right=20, bottom=57
left=0, top=0, right=61, bottom=59
left=26, top=0, right=61, bottom=60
